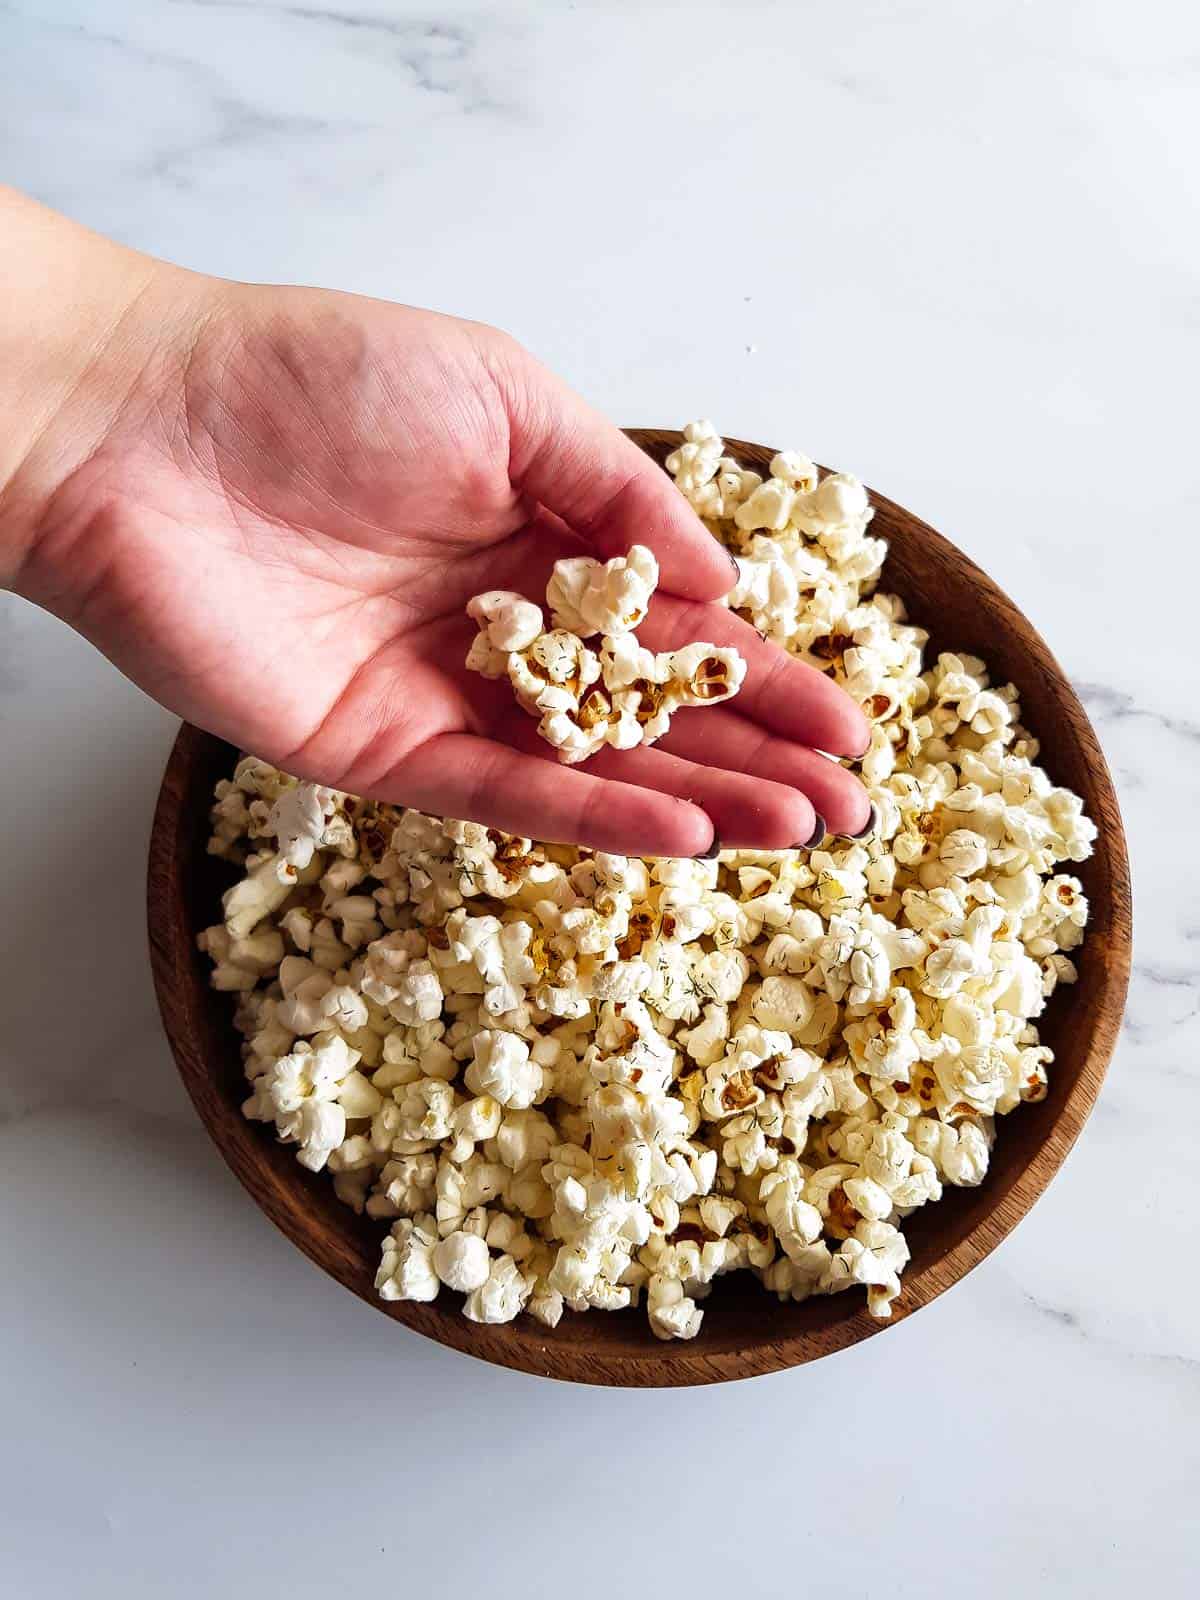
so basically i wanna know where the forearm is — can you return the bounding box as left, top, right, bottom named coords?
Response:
left=0, top=188, right=181, bottom=597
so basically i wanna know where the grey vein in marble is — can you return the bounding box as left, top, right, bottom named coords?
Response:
left=1078, top=679, right=1200, bottom=751
left=145, top=99, right=338, bottom=191
left=177, top=0, right=518, bottom=115
left=1021, top=1286, right=1200, bottom=1375
left=5, top=6, right=354, bottom=192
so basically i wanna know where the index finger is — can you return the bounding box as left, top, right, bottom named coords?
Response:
left=490, top=340, right=737, bottom=602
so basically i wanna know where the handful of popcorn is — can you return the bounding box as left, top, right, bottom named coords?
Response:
left=199, top=422, right=1095, bottom=1340
left=464, top=545, right=746, bottom=763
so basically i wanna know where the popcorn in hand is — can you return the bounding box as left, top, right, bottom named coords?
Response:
left=201, top=418, right=1096, bottom=1342
left=546, top=545, right=659, bottom=637
left=466, top=589, right=545, bottom=652
left=465, top=546, right=745, bottom=763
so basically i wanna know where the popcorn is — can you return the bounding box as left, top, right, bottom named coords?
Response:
left=647, top=1273, right=703, bottom=1341
left=208, top=780, right=252, bottom=860
left=275, top=958, right=336, bottom=1035
left=321, top=984, right=369, bottom=1034
left=222, top=853, right=293, bottom=939
left=664, top=641, right=747, bottom=706
left=508, top=629, right=602, bottom=711
left=376, top=1216, right=440, bottom=1302
left=761, top=1162, right=824, bottom=1260
left=448, top=1095, right=503, bottom=1162
left=432, top=1230, right=491, bottom=1293
left=464, top=1031, right=543, bottom=1109
left=466, top=545, right=744, bottom=763
left=825, top=1219, right=910, bottom=1318
left=546, top=545, right=659, bottom=637
left=266, top=781, right=352, bottom=879
left=664, top=420, right=725, bottom=505
left=463, top=1254, right=533, bottom=1324
left=751, top=975, right=814, bottom=1034
left=701, top=1026, right=792, bottom=1120
left=202, top=419, right=1094, bottom=1342
left=475, top=618, right=747, bottom=764
left=327, top=894, right=382, bottom=950
left=387, top=961, right=444, bottom=1026
left=465, top=630, right=507, bottom=680
left=197, top=924, right=285, bottom=992
left=466, top=590, right=544, bottom=652
left=296, top=1099, right=346, bottom=1172
left=727, top=552, right=801, bottom=641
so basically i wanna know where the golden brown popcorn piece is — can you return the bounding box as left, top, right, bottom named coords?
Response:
left=826, top=1184, right=861, bottom=1240
left=617, top=908, right=656, bottom=960
left=720, top=1068, right=760, bottom=1112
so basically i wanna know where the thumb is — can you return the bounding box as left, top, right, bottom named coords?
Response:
left=491, top=338, right=737, bottom=603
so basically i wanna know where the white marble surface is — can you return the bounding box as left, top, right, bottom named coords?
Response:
left=2, top=1, right=1196, bottom=1592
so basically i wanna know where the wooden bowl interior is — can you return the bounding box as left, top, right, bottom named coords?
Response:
left=149, top=431, right=1131, bottom=1386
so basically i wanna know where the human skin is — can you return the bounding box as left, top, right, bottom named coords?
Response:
left=0, top=187, right=870, bottom=856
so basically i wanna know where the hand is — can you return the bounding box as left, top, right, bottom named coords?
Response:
left=4, top=197, right=869, bottom=856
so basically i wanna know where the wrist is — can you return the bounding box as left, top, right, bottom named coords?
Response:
left=0, top=189, right=209, bottom=605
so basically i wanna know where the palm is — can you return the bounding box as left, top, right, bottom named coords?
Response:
left=57, top=284, right=871, bottom=854
left=76, top=293, right=546, bottom=759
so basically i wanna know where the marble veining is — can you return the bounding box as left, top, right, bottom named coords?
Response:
left=1078, top=679, right=1200, bottom=753
left=1020, top=1283, right=1200, bottom=1374
left=1, top=1, right=1196, bottom=1594
left=181, top=0, right=515, bottom=114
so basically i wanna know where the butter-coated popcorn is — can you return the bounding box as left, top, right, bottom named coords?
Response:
left=202, top=420, right=1094, bottom=1339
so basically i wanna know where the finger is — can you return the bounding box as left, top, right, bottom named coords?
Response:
left=660, top=708, right=872, bottom=838
left=491, top=341, right=737, bottom=601
left=639, top=594, right=870, bottom=758
left=371, top=732, right=716, bottom=856
left=576, top=741, right=818, bottom=850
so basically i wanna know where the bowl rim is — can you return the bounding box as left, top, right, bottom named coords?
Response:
left=147, top=428, right=1132, bottom=1386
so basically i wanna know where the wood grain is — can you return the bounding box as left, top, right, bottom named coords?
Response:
left=147, top=430, right=1132, bottom=1387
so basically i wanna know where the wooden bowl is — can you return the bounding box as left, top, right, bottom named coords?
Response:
left=148, top=429, right=1132, bottom=1386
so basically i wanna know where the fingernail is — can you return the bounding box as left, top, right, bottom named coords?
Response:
left=726, top=549, right=741, bottom=585
left=694, top=832, right=722, bottom=860
left=840, top=803, right=877, bottom=842
left=794, top=813, right=827, bottom=851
